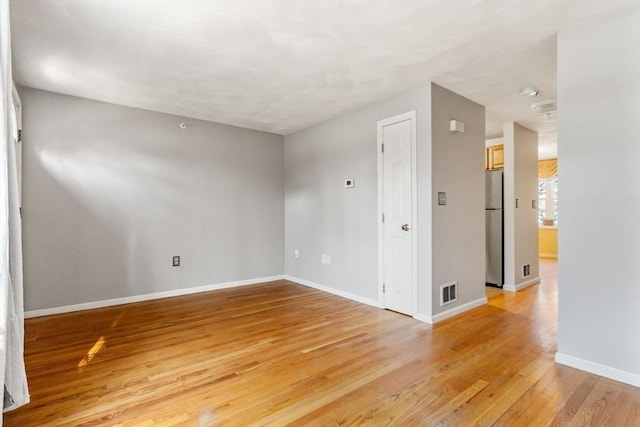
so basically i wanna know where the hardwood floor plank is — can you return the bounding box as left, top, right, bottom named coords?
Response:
left=494, top=364, right=587, bottom=426
left=465, top=357, right=553, bottom=426
left=400, top=379, right=490, bottom=426
left=569, top=378, right=637, bottom=427
left=549, top=374, right=600, bottom=426
left=5, top=260, right=639, bottom=426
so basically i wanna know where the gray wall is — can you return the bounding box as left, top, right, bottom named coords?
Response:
left=285, top=83, right=486, bottom=320
left=21, top=88, right=284, bottom=311
left=557, top=3, right=640, bottom=382
left=284, top=85, right=432, bottom=312
left=430, top=83, right=486, bottom=315
left=503, top=122, right=539, bottom=288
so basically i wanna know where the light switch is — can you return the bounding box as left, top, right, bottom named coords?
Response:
left=438, top=192, right=447, bottom=206
left=344, top=179, right=355, bottom=188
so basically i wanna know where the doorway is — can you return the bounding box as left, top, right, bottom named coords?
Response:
left=377, top=111, right=417, bottom=316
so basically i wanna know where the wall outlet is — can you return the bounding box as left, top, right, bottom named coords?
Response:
left=294, top=249, right=299, bottom=258
left=172, top=256, right=180, bottom=267
left=523, top=264, right=530, bottom=277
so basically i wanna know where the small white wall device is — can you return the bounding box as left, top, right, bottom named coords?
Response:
left=449, top=119, right=465, bottom=133
left=344, top=179, right=355, bottom=188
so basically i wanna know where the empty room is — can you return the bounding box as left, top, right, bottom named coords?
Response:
left=1, top=0, right=638, bottom=425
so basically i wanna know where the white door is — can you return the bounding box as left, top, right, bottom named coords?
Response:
left=378, top=112, right=416, bottom=315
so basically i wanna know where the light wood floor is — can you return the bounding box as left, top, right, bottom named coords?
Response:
left=6, top=260, right=639, bottom=426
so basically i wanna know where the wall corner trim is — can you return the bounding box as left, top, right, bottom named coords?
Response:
left=284, top=275, right=382, bottom=309
left=24, top=275, right=285, bottom=318
left=555, top=352, right=640, bottom=387
left=503, top=276, right=540, bottom=292
left=417, top=297, right=487, bottom=324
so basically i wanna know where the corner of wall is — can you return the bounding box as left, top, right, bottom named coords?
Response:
left=429, top=83, right=486, bottom=317
left=502, top=122, right=539, bottom=288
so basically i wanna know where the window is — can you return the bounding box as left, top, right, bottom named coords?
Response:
left=538, top=175, right=558, bottom=225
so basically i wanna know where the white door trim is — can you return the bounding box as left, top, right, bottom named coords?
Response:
left=377, top=110, right=418, bottom=316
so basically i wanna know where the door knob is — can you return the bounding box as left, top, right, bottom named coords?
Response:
left=401, top=224, right=410, bottom=231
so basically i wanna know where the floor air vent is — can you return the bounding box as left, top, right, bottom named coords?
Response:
left=440, top=281, right=457, bottom=306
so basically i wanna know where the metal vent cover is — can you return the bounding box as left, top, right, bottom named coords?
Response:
left=440, top=282, right=458, bottom=306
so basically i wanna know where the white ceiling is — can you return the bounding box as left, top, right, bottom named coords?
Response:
left=9, top=0, right=632, bottom=159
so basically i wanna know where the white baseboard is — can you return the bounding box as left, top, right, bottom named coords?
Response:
left=555, top=352, right=640, bottom=387
left=503, top=276, right=540, bottom=292
left=413, top=313, right=431, bottom=323
left=286, top=276, right=484, bottom=325
left=284, top=275, right=382, bottom=309
left=416, top=297, right=488, bottom=324
left=539, top=253, right=558, bottom=259
left=24, top=275, right=285, bottom=318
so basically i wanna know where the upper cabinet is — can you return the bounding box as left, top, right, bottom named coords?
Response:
left=486, top=144, right=504, bottom=170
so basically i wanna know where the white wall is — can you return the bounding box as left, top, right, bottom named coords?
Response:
left=430, top=83, right=486, bottom=317
left=556, top=3, right=640, bottom=386
left=284, top=85, right=432, bottom=312
left=21, top=88, right=284, bottom=311
left=503, top=122, right=539, bottom=290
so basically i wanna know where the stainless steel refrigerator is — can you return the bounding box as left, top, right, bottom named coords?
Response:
left=486, top=169, right=503, bottom=287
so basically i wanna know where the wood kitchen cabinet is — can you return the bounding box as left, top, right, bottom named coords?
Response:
left=486, top=144, right=504, bottom=170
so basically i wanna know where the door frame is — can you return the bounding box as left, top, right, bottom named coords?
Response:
left=377, top=110, right=418, bottom=316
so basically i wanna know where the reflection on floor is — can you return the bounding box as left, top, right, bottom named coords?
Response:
left=485, top=285, right=503, bottom=299
left=485, top=258, right=557, bottom=299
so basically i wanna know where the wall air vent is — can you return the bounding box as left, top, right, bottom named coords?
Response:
left=440, top=281, right=458, bottom=306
